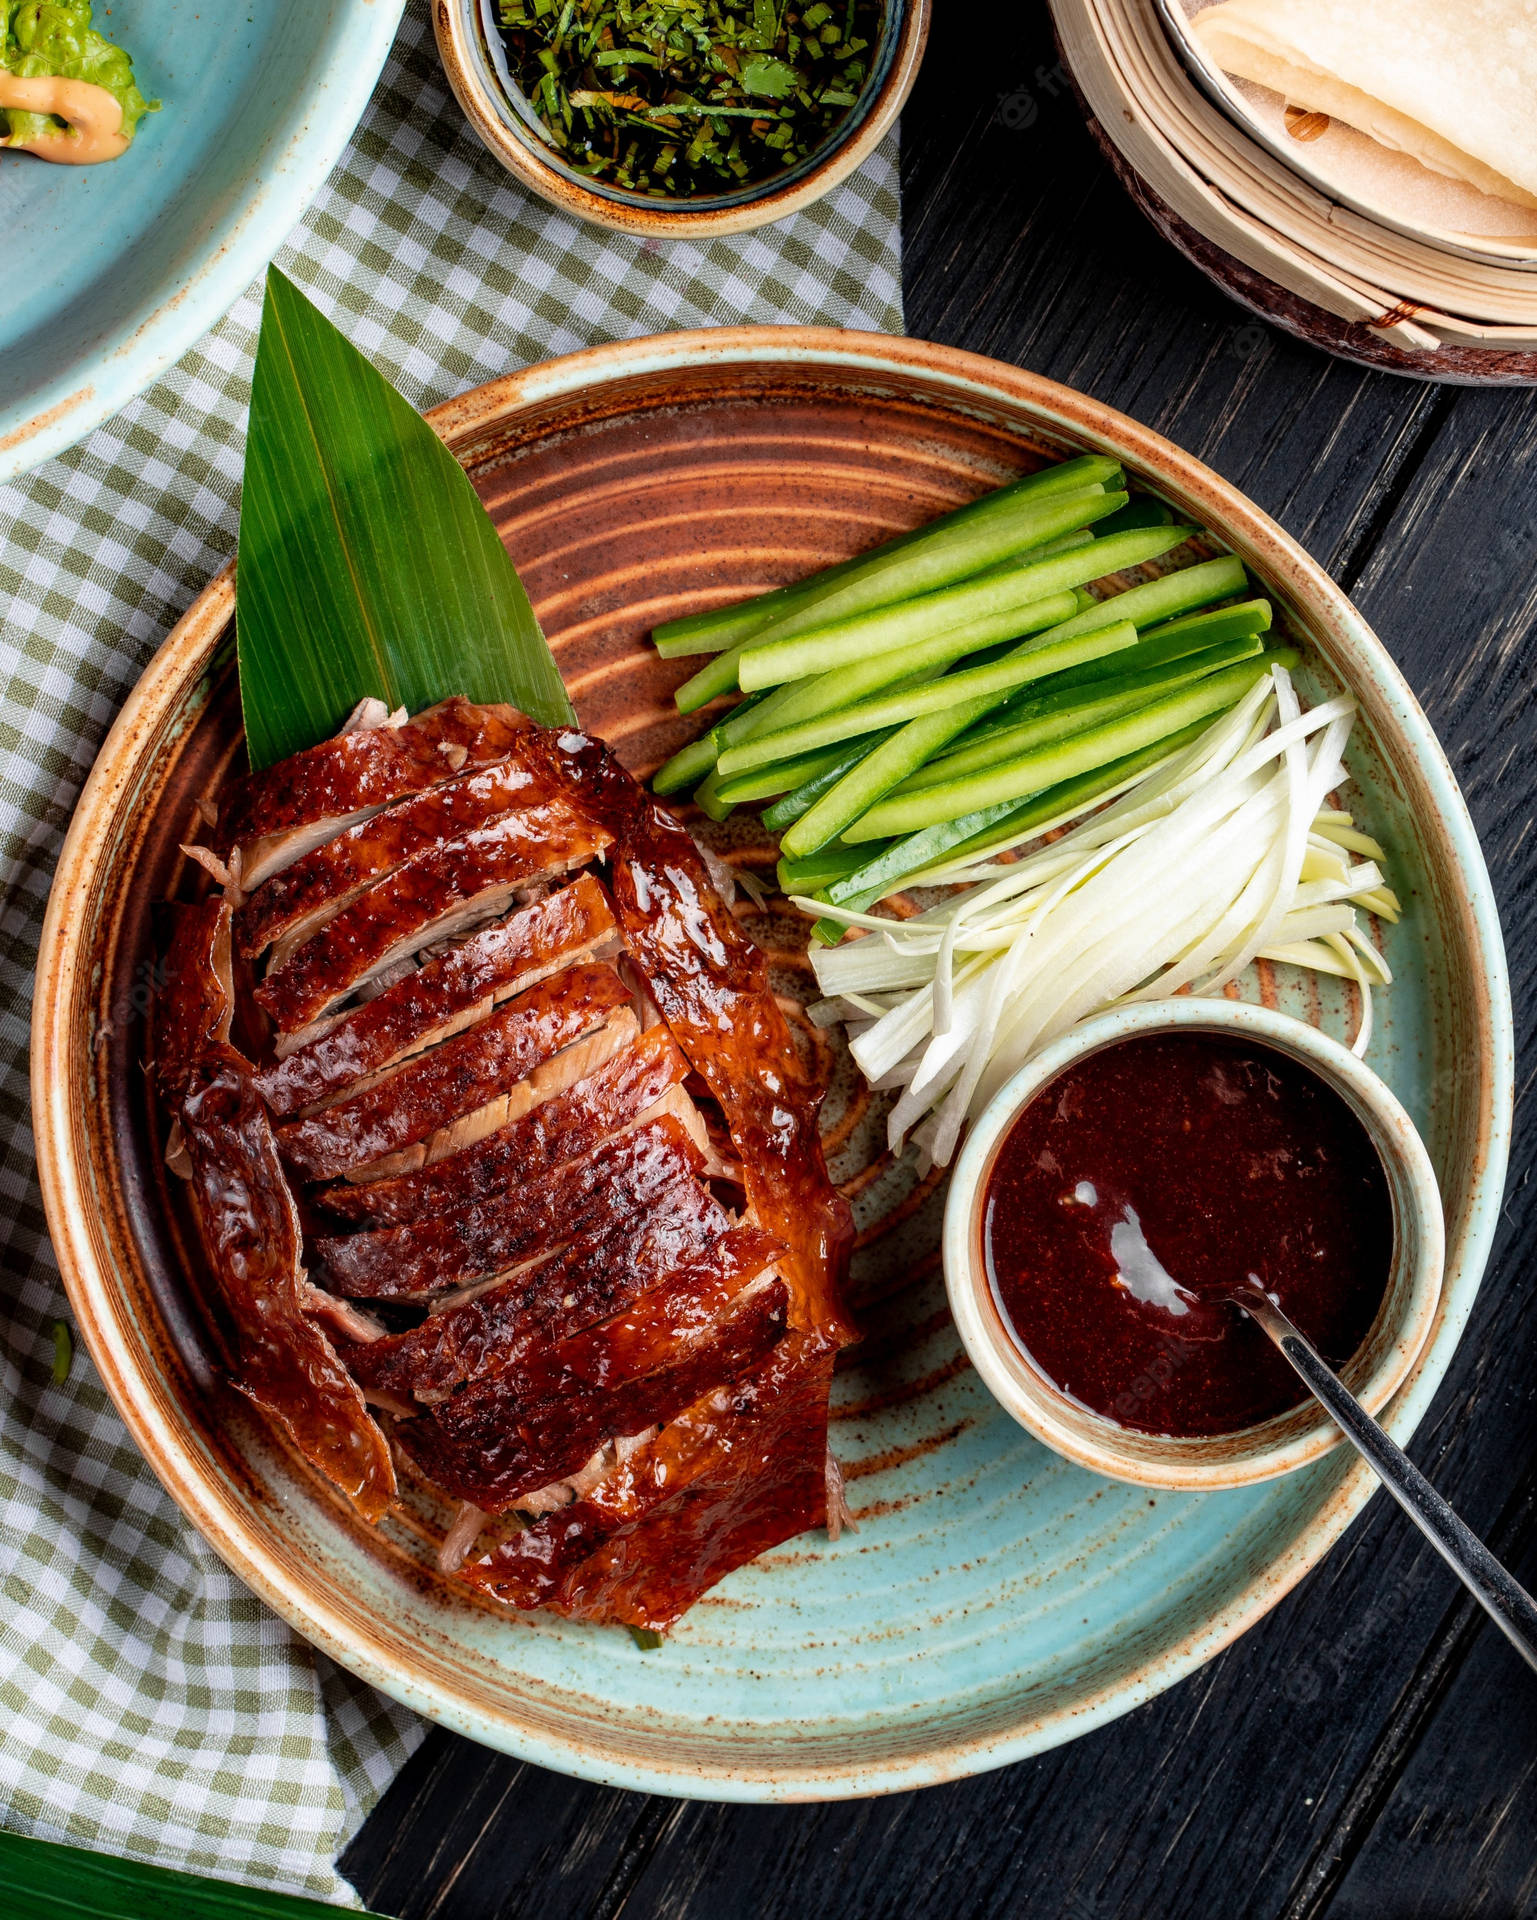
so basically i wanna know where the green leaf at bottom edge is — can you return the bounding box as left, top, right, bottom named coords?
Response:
left=0, top=1830, right=396, bottom=1919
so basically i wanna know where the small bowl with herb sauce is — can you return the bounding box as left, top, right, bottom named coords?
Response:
left=943, top=999, right=1445, bottom=1491
left=434, top=0, right=927, bottom=235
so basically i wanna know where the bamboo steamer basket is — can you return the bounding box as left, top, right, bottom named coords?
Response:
left=1051, top=0, right=1537, bottom=382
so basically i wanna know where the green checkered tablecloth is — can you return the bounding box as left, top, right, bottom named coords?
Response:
left=0, top=4, right=902, bottom=1905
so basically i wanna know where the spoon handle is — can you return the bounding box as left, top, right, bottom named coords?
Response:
left=1237, top=1287, right=1537, bottom=1674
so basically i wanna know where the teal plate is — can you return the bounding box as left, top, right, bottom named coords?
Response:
left=33, top=331, right=1513, bottom=1796
left=0, top=0, right=405, bottom=483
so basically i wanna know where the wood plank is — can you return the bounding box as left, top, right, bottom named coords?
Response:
left=339, top=1730, right=671, bottom=1920
left=1304, top=1499, right=1537, bottom=1918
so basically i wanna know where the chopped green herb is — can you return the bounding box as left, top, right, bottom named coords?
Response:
left=740, top=54, right=798, bottom=96
left=496, top=0, right=883, bottom=197
left=51, top=1320, right=72, bottom=1386
left=628, top=1625, right=666, bottom=1650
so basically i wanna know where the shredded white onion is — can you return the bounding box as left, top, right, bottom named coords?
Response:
left=798, top=666, right=1398, bottom=1167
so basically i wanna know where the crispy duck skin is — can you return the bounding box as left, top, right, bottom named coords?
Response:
left=393, top=1236, right=789, bottom=1513
left=426, top=1197, right=767, bottom=1458
left=254, top=805, right=613, bottom=1034
left=346, top=1007, right=641, bottom=1184
left=151, top=901, right=234, bottom=1098
left=213, top=698, right=528, bottom=890
left=539, top=727, right=855, bottom=1347
left=256, top=875, right=622, bottom=1117
left=236, top=744, right=566, bottom=961
left=313, top=1022, right=690, bottom=1227
left=344, top=1173, right=736, bottom=1409
left=464, top=725, right=856, bottom=1625
left=179, top=1047, right=398, bottom=1522
left=456, top=1338, right=830, bottom=1626
left=275, top=961, right=632, bottom=1181
left=610, top=805, right=855, bottom=1345
left=310, top=1112, right=707, bottom=1299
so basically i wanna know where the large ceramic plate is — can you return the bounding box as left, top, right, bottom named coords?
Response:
left=32, top=330, right=1512, bottom=1797
left=0, top=0, right=405, bottom=484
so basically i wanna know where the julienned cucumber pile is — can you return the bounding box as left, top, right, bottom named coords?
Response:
left=648, top=454, right=1292, bottom=943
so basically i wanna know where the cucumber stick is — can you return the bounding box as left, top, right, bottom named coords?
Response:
left=718, top=620, right=1141, bottom=778
left=654, top=683, right=776, bottom=792
left=715, top=585, right=1083, bottom=752
left=736, top=520, right=1198, bottom=692
left=760, top=731, right=904, bottom=828
left=713, top=739, right=868, bottom=805
left=781, top=703, right=998, bottom=859
left=652, top=733, right=719, bottom=796
left=671, top=482, right=1124, bottom=711
left=1090, top=496, right=1174, bottom=537
left=777, top=617, right=1204, bottom=858
left=778, top=842, right=876, bottom=894
left=1031, top=553, right=1247, bottom=647
left=691, top=765, right=734, bottom=822
left=935, top=599, right=1270, bottom=767
left=653, top=453, right=1122, bottom=659
left=1140, top=593, right=1268, bottom=643
left=843, top=657, right=1271, bottom=841
left=894, top=633, right=1266, bottom=794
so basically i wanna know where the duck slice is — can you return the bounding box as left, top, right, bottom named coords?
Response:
left=254, top=805, right=612, bottom=1036
left=237, top=745, right=565, bottom=962
left=310, top=1110, right=708, bottom=1300
left=276, top=961, right=631, bottom=1182
left=393, top=1230, right=789, bottom=1513
left=608, top=791, right=856, bottom=1347
left=457, top=1337, right=831, bottom=1627
left=215, top=698, right=528, bottom=890
left=152, top=900, right=234, bottom=1099
left=257, top=875, right=622, bottom=1114
left=343, top=1171, right=734, bottom=1409
left=179, top=1046, right=396, bottom=1522
left=313, top=1022, right=690, bottom=1227
left=535, top=725, right=855, bottom=1349
left=350, top=1004, right=644, bottom=1187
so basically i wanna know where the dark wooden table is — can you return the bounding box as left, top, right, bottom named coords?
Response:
left=341, top=6, right=1537, bottom=1914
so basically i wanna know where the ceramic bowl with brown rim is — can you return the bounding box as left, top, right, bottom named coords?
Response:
left=943, top=999, right=1447, bottom=1492
left=31, top=328, right=1510, bottom=1796
left=434, top=0, right=928, bottom=236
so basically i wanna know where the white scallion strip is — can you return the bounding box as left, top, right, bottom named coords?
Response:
left=800, top=664, right=1397, bottom=1165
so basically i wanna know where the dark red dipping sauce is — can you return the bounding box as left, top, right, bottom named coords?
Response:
left=983, top=1033, right=1394, bottom=1436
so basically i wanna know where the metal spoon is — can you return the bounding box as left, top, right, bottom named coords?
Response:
left=1232, top=1279, right=1537, bottom=1674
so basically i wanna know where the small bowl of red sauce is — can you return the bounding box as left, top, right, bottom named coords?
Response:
left=943, top=999, right=1445, bottom=1490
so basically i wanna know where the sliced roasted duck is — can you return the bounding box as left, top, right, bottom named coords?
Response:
left=156, top=699, right=853, bottom=1633
left=214, top=697, right=530, bottom=890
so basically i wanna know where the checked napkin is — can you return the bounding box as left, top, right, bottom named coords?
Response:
left=0, top=1, right=902, bottom=1904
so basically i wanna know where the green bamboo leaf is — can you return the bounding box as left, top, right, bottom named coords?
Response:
left=237, top=267, right=574, bottom=770
left=0, top=1831, right=396, bottom=1918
